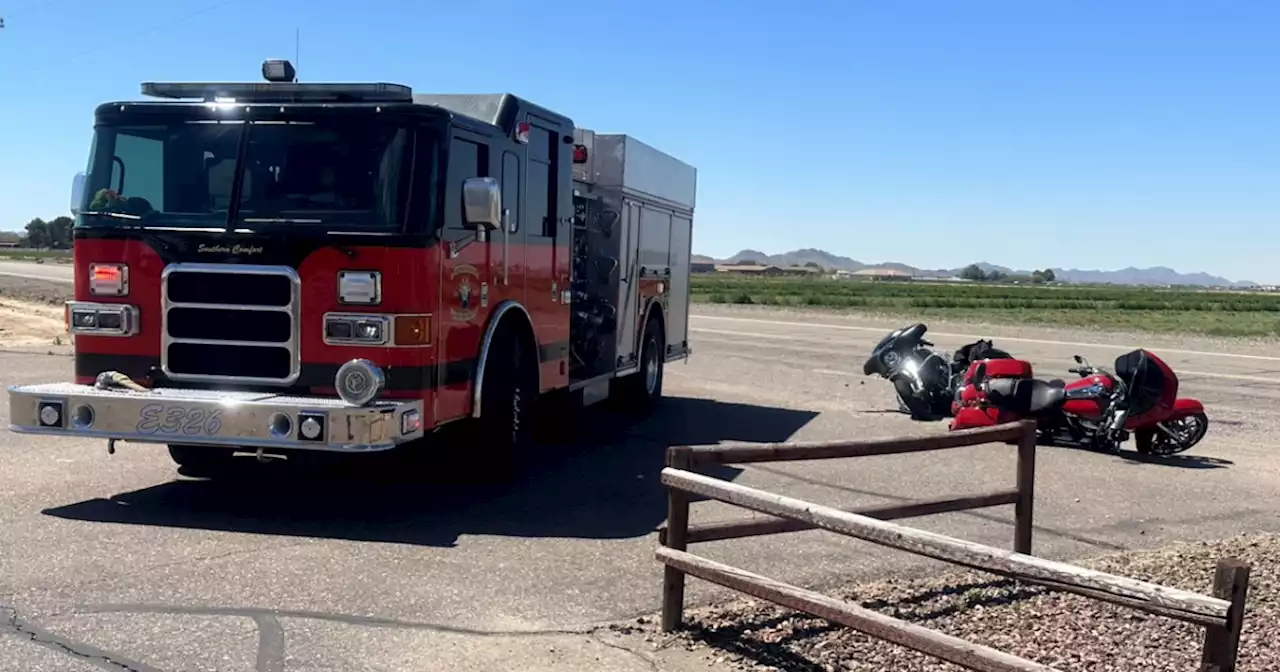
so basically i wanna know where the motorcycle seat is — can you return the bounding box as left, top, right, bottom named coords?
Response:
left=985, top=378, right=1067, bottom=415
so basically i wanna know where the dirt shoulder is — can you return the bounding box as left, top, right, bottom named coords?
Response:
left=0, top=274, right=72, bottom=307
left=0, top=298, right=68, bottom=350
left=642, top=533, right=1278, bottom=671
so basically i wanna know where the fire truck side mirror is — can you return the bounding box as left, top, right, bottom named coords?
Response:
left=462, top=177, right=502, bottom=231
left=70, top=172, right=86, bottom=216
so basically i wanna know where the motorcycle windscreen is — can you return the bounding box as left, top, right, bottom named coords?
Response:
left=871, top=328, right=903, bottom=354
left=862, top=353, right=884, bottom=376
left=1114, top=349, right=1178, bottom=422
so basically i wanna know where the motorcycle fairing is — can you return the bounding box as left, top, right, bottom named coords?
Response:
left=1114, top=349, right=1178, bottom=426
left=863, top=323, right=929, bottom=376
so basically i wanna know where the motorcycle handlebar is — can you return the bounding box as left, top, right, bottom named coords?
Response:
left=920, top=339, right=934, bottom=347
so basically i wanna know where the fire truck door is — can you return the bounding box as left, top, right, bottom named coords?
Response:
left=438, top=134, right=494, bottom=422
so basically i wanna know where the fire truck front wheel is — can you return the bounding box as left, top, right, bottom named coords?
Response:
left=477, top=324, right=538, bottom=473
left=167, top=444, right=237, bottom=476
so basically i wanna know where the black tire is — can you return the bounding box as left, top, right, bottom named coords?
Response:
left=893, top=377, right=933, bottom=420
left=1137, top=413, right=1208, bottom=456
left=477, top=324, right=538, bottom=478
left=168, top=444, right=237, bottom=476
left=616, top=315, right=665, bottom=411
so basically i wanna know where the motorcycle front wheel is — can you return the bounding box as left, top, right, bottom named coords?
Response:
left=1136, top=413, right=1209, bottom=456
left=893, top=377, right=935, bottom=420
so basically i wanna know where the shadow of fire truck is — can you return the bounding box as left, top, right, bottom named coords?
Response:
left=40, top=397, right=817, bottom=548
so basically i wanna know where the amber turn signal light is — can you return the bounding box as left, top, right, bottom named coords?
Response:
left=394, top=315, right=431, bottom=346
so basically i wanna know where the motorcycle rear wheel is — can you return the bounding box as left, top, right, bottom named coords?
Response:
left=1135, top=412, right=1209, bottom=456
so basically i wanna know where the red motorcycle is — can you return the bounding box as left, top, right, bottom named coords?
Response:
left=950, top=349, right=1209, bottom=455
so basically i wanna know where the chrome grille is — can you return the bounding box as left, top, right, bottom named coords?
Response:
left=161, top=264, right=300, bottom=386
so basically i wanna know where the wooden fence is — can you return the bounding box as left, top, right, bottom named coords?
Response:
left=656, top=420, right=1251, bottom=672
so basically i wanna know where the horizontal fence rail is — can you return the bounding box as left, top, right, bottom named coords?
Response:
left=665, top=491, right=1020, bottom=545
left=662, top=467, right=1231, bottom=625
left=657, top=420, right=1251, bottom=672
left=657, top=547, right=1059, bottom=672
left=675, top=422, right=1028, bottom=467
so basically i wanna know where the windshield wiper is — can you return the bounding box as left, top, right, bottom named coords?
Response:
left=223, top=123, right=253, bottom=230
left=81, top=210, right=143, bottom=221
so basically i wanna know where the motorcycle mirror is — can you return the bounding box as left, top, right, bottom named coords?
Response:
left=1073, top=355, right=1084, bottom=364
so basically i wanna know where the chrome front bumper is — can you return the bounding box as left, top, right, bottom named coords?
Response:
left=7, top=383, right=425, bottom=453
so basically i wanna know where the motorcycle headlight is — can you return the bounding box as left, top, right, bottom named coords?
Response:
left=335, top=359, right=385, bottom=406
left=883, top=351, right=901, bottom=367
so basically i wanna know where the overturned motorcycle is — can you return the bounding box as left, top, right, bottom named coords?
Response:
left=863, top=323, right=1013, bottom=420
left=950, top=349, right=1209, bottom=456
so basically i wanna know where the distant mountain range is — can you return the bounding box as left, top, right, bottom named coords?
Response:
left=693, top=248, right=1256, bottom=287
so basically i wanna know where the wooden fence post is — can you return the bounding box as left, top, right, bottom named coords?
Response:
left=1014, top=420, right=1037, bottom=555
left=661, top=448, right=693, bottom=632
left=1200, top=558, right=1250, bottom=672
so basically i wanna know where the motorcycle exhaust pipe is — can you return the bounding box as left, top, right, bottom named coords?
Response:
left=1108, top=409, right=1129, bottom=436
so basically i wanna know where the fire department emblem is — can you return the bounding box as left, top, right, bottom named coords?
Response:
left=450, top=264, right=479, bottom=322
left=458, top=280, right=472, bottom=309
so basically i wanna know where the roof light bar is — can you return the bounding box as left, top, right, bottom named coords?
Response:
left=139, top=82, right=413, bottom=103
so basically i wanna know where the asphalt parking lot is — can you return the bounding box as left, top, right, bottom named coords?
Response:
left=2, top=276, right=1280, bottom=670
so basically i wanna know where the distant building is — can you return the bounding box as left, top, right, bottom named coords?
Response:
left=712, top=263, right=820, bottom=277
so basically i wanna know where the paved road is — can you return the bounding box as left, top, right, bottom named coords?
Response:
left=3, top=294, right=1280, bottom=669
left=0, top=260, right=72, bottom=284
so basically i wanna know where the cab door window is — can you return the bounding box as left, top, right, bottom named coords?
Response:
left=443, top=136, right=487, bottom=242
left=524, top=122, right=557, bottom=241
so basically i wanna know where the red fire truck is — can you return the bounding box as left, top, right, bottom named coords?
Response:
left=7, top=60, right=696, bottom=474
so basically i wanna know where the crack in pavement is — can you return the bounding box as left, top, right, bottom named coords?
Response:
left=251, top=614, right=284, bottom=672
left=83, top=604, right=635, bottom=671
left=1, top=605, right=164, bottom=672
left=82, top=603, right=602, bottom=637
left=10, top=601, right=685, bottom=672
left=590, top=631, right=668, bottom=672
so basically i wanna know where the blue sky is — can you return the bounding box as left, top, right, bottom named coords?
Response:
left=1, top=0, right=1276, bottom=281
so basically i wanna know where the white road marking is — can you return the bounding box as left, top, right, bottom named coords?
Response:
left=1179, top=370, right=1280, bottom=384
left=812, top=368, right=857, bottom=377
left=691, top=314, right=1280, bottom=362
left=691, top=328, right=1280, bottom=385
left=0, top=270, right=74, bottom=284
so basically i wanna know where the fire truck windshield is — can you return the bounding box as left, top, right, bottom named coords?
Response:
left=78, top=116, right=412, bottom=232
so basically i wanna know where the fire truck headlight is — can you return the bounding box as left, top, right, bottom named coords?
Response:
left=335, top=359, right=385, bottom=407
left=66, top=302, right=139, bottom=337
left=324, top=314, right=390, bottom=346
left=338, top=271, right=381, bottom=305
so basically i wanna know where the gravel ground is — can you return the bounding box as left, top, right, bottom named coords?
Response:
left=664, top=533, right=1278, bottom=671
left=0, top=275, right=70, bottom=305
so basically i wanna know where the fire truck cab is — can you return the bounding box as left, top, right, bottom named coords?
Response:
left=6, top=60, right=696, bottom=473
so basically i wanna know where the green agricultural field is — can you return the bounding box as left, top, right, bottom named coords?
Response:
left=691, top=275, right=1280, bottom=337
left=0, top=248, right=73, bottom=263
